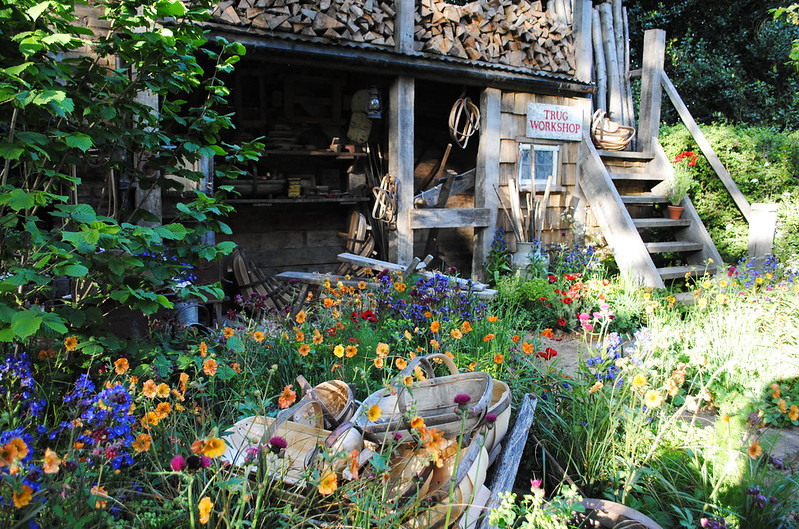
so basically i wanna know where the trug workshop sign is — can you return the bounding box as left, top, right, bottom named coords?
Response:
left=526, top=103, right=581, bottom=141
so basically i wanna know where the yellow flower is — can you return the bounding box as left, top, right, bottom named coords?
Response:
left=373, top=356, right=384, bottom=369
left=142, top=379, right=158, bottom=399
left=376, top=342, right=389, bottom=356
left=748, top=440, right=762, bottom=459
left=156, top=383, right=170, bottom=398
left=367, top=404, right=382, bottom=422
left=430, top=320, right=440, bottom=333
left=358, top=281, right=367, bottom=290
left=721, top=414, right=730, bottom=423
left=450, top=328, right=462, bottom=340
left=222, top=327, right=234, bottom=338
left=64, top=336, right=79, bottom=352
left=789, top=405, right=799, bottom=422
left=631, top=374, right=647, bottom=389
left=697, top=298, right=708, bottom=309
left=318, top=471, right=338, bottom=496
left=589, top=381, right=603, bottom=394
left=644, top=390, right=663, bottom=409
left=488, top=315, right=498, bottom=322
left=333, top=345, right=345, bottom=358
left=132, top=434, right=152, bottom=453
left=395, top=282, right=407, bottom=293
left=313, top=329, right=324, bottom=345
left=345, top=345, right=358, bottom=358
left=252, top=331, right=265, bottom=342
left=114, top=358, right=129, bottom=375
left=295, top=310, right=307, bottom=324
left=403, top=375, right=414, bottom=386
left=43, top=448, right=61, bottom=474
left=298, top=343, right=311, bottom=356
left=202, top=438, right=226, bottom=458
left=395, top=358, right=408, bottom=370
left=198, top=496, right=213, bottom=524
left=410, top=416, right=425, bottom=430
left=13, top=484, right=33, bottom=508
left=719, top=280, right=728, bottom=288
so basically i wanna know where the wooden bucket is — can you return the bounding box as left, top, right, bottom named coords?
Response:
left=481, top=379, right=512, bottom=458
left=591, top=109, right=635, bottom=151
left=356, top=371, right=493, bottom=444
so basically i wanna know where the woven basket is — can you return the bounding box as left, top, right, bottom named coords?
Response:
left=591, top=109, right=635, bottom=151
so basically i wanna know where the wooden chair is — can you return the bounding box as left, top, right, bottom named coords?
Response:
left=232, top=249, right=296, bottom=312
left=336, top=211, right=376, bottom=276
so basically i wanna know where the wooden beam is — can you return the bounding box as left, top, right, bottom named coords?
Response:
left=660, top=71, right=752, bottom=222
left=591, top=9, right=606, bottom=113
left=748, top=203, right=778, bottom=260
left=394, top=0, right=414, bottom=54
left=573, top=0, right=593, bottom=84
left=411, top=208, right=491, bottom=229
left=472, top=87, right=501, bottom=283
left=388, top=76, right=415, bottom=265
left=638, top=29, right=665, bottom=153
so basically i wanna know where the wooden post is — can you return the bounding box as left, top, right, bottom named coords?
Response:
left=134, top=89, right=162, bottom=227
left=599, top=3, right=623, bottom=123
left=638, top=29, right=665, bottom=153
left=394, top=0, right=414, bottom=54
left=573, top=0, right=593, bottom=85
left=388, top=76, right=414, bottom=265
left=748, top=203, right=778, bottom=260
left=472, top=87, right=500, bottom=283
left=591, top=8, right=607, bottom=113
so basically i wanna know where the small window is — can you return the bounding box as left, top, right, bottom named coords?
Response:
left=518, top=144, right=559, bottom=190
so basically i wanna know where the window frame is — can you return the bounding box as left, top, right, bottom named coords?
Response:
left=517, top=142, right=560, bottom=192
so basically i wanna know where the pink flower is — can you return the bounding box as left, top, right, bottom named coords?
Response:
left=200, top=455, right=211, bottom=468
left=170, top=455, right=186, bottom=471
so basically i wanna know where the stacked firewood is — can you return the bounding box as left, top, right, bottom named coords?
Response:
left=210, top=0, right=575, bottom=75
left=416, top=0, right=574, bottom=75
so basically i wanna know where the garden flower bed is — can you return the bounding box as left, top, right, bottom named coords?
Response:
left=2, top=248, right=799, bottom=528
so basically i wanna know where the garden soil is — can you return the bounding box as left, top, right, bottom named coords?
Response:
left=540, top=330, right=799, bottom=473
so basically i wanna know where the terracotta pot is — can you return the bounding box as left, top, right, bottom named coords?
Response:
left=667, top=205, right=684, bottom=220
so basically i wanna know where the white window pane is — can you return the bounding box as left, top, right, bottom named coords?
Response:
left=534, top=150, right=553, bottom=181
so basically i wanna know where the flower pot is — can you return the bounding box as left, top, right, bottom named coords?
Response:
left=511, top=242, right=549, bottom=278
left=667, top=205, right=684, bottom=220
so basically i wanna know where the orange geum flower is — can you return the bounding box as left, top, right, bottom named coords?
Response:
left=179, top=372, right=189, bottom=393
left=202, top=438, right=226, bottom=458
left=461, top=321, right=472, bottom=333
left=142, top=379, right=158, bottom=399
left=429, top=339, right=440, bottom=350
left=323, top=297, right=334, bottom=308
left=199, top=342, right=208, bottom=357
left=748, top=440, right=763, bottom=459
left=368, top=404, right=382, bottom=422
left=488, top=315, right=498, bottom=322
left=222, top=327, right=234, bottom=338
left=430, top=320, right=440, bottom=333
left=318, top=471, right=338, bottom=496
left=13, top=484, right=33, bottom=508
left=468, top=361, right=476, bottom=372
left=411, top=416, right=425, bottom=430
left=156, top=383, right=170, bottom=398
left=394, top=282, right=406, bottom=293
left=414, top=365, right=426, bottom=381
left=790, top=405, right=799, bottom=422
left=295, top=310, right=307, bottom=324
left=8, top=438, right=28, bottom=460
left=512, top=334, right=520, bottom=343
left=91, top=485, right=109, bottom=509
left=445, top=351, right=454, bottom=360
left=278, top=385, right=296, bottom=409
left=298, top=344, right=311, bottom=356
left=345, top=345, right=358, bottom=358
left=374, top=356, right=385, bottom=369
left=230, top=362, right=241, bottom=374
left=43, top=448, right=61, bottom=474
left=424, top=311, right=432, bottom=319
left=403, top=375, right=414, bottom=386
left=64, top=336, right=79, bottom=352
left=295, top=330, right=305, bottom=342
left=129, top=376, right=138, bottom=390
left=779, top=399, right=787, bottom=414
left=395, top=358, right=408, bottom=370
left=203, top=359, right=218, bottom=376
left=198, top=496, right=213, bottom=524
left=155, top=402, right=171, bottom=419
left=589, top=381, right=604, bottom=394
left=333, top=345, right=345, bottom=358
left=252, top=331, right=265, bottom=343
left=141, top=412, right=159, bottom=430
left=450, top=328, right=463, bottom=340
left=541, top=328, right=553, bottom=339
left=483, top=333, right=495, bottom=342
left=522, top=342, right=534, bottom=355
left=376, top=342, right=390, bottom=356
left=114, top=358, right=129, bottom=375
left=358, top=281, right=367, bottom=290
left=313, top=329, right=324, bottom=345
left=191, top=440, right=204, bottom=454
left=494, top=353, right=504, bottom=365
left=132, top=434, right=152, bottom=454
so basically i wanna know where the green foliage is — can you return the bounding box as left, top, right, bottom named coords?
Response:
left=0, top=0, right=261, bottom=350
left=660, top=123, right=799, bottom=262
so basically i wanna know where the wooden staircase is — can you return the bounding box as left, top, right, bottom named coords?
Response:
left=579, top=133, right=722, bottom=288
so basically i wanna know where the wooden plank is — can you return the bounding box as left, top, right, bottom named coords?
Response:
left=591, top=8, right=606, bottom=113
left=645, top=241, right=703, bottom=253
left=660, top=71, right=752, bottom=222
left=748, top=203, right=778, bottom=259
left=394, top=0, right=414, bottom=53
left=479, top=394, right=538, bottom=529
left=410, top=208, right=491, bottom=229
left=573, top=0, right=593, bottom=84
left=336, top=252, right=430, bottom=273
left=638, top=29, right=665, bottom=153
left=473, top=87, right=501, bottom=283
left=597, top=149, right=654, bottom=161
left=658, top=265, right=715, bottom=280
left=620, top=195, right=668, bottom=204
left=608, top=172, right=665, bottom=182
left=633, top=218, right=691, bottom=228
left=388, top=76, right=415, bottom=265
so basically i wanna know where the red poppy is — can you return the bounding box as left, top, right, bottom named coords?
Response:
left=539, top=296, right=547, bottom=301
left=350, top=311, right=359, bottom=322
left=565, top=273, right=575, bottom=281
left=536, top=347, right=559, bottom=360
left=562, top=298, right=573, bottom=305
left=328, top=326, right=337, bottom=337
left=361, top=310, right=377, bottom=323
left=548, top=275, right=557, bottom=284
left=557, top=318, right=567, bottom=327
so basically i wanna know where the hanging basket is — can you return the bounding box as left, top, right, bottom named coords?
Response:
left=591, top=109, right=635, bottom=151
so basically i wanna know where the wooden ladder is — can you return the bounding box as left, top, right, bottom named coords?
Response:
left=579, top=132, right=722, bottom=288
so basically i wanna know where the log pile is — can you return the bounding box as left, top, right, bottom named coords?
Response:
left=415, top=0, right=574, bottom=75
left=211, top=0, right=397, bottom=45
left=210, top=0, right=576, bottom=76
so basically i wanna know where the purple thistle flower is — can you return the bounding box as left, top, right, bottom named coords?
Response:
left=485, top=413, right=497, bottom=424
left=269, top=436, right=288, bottom=454
left=201, top=455, right=212, bottom=468
left=454, top=393, right=471, bottom=405
left=170, top=455, right=186, bottom=471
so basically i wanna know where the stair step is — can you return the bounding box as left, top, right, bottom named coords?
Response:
left=658, top=265, right=717, bottom=280
left=645, top=241, right=704, bottom=253
left=621, top=195, right=669, bottom=204
left=633, top=218, right=691, bottom=228
left=609, top=172, right=666, bottom=182
left=597, top=150, right=655, bottom=161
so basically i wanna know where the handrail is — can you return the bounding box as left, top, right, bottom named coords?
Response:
left=660, top=71, right=753, bottom=222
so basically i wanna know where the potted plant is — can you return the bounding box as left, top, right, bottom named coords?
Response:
left=666, top=150, right=697, bottom=219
